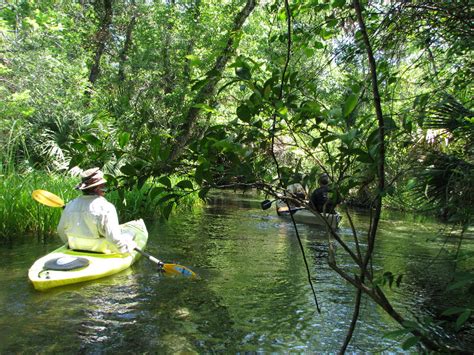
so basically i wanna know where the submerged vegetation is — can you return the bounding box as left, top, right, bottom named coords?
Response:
left=1, top=0, right=472, bottom=352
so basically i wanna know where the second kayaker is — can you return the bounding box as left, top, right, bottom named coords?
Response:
left=310, top=173, right=339, bottom=214
left=57, top=167, right=137, bottom=254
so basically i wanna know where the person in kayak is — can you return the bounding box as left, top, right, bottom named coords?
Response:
left=57, top=167, right=137, bottom=254
left=310, top=173, right=338, bottom=214
left=287, top=183, right=306, bottom=201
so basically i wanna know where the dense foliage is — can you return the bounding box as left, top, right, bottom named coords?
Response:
left=1, top=0, right=472, bottom=351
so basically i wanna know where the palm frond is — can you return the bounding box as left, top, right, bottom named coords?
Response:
left=424, top=94, right=474, bottom=139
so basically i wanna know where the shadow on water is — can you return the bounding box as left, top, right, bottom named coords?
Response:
left=0, top=190, right=472, bottom=352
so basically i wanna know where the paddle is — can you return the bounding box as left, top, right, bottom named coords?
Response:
left=260, top=199, right=276, bottom=210
left=32, top=189, right=66, bottom=208
left=31, top=189, right=197, bottom=279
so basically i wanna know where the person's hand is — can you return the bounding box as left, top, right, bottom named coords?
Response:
left=125, top=240, right=137, bottom=253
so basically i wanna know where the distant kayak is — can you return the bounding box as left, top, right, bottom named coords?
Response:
left=276, top=201, right=341, bottom=229
left=28, top=219, right=148, bottom=291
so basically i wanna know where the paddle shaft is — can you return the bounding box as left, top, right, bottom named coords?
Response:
left=134, top=247, right=164, bottom=268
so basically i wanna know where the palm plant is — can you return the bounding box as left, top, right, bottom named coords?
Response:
left=411, top=94, right=473, bottom=223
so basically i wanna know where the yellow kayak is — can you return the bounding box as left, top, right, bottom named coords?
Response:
left=28, top=219, right=148, bottom=291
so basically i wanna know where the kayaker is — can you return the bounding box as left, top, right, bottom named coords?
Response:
left=276, top=183, right=307, bottom=214
left=310, top=173, right=338, bottom=214
left=57, top=167, right=137, bottom=254
left=287, top=183, right=306, bottom=201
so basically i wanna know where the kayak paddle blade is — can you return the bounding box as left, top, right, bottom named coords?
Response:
left=32, top=189, right=65, bottom=208
left=261, top=199, right=273, bottom=210
left=163, top=263, right=197, bottom=279
left=134, top=247, right=197, bottom=279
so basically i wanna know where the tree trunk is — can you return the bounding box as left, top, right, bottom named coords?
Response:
left=162, top=0, right=176, bottom=95
left=118, top=4, right=136, bottom=83
left=169, top=0, right=257, bottom=162
left=88, top=0, right=113, bottom=86
left=183, top=0, right=201, bottom=82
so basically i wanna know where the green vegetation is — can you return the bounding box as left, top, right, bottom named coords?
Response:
left=0, top=171, right=70, bottom=240
left=0, top=0, right=472, bottom=352
left=0, top=168, right=200, bottom=239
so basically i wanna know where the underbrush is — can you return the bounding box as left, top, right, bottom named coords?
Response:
left=0, top=170, right=201, bottom=242
left=0, top=171, right=74, bottom=242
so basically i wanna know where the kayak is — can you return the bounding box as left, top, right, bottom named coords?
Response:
left=28, top=219, right=148, bottom=291
left=276, top=201, right=341, bottom=229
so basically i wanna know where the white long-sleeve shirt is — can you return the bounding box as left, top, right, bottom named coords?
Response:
left=57, top=195, right=132, bottom=253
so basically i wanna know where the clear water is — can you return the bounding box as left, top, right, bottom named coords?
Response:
left=0, top=191, right=472, bottom=353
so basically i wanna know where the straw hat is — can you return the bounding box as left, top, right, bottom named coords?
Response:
left=75, top=167, right=106, bottom=190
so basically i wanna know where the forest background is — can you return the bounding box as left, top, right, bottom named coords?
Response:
left=1, top=0, right=473, bottom=352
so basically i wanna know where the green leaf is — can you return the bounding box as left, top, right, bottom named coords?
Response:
left=151, top=135, right=161, bottom=161
left=455, top=310, right=471, bottom=331
left=195, top=161, right=210, bottom=185
left=320, top=28, right=333, bottom=40
left=192, top=103, right=216, bottom=113
left=237, top=104, right=252, bottom=122
left=158, top=193, right=177, bottom=204
left=332, top=0, right=346, bottom=8
left=160, top=145, right=171, bottom=161
left=343, top=94, right=358, bottom=117
left=235, top=66, right=251, bottom=80
left=303, top=47, right=314, bottom=57
left=355, top=149, right=373, bottom=163
left=311, top=137, right=322, bottom=148
left=137, top=175, right=147, bottom=190
left=71, top=142, right=87, bottom=152
left=118, top=132, right=130, bottom=149
left=149, top=186, right=166, bottom=200
left=384, top=115, right=398, bottom=130
left=442, top=307, right=466, bottom=316
left=185, top=54, right=202, bottom=66
left=340, top=129, right=358, bottom=145
left=383, top=328, right=411, bottom=340
left=198, top=187, right=210, bottom=200
left=447, top=277, right=474, bottom=290
left=301, top=101, right=321, bottom=114
left=322, top=134, right=338, bottom=143
left=278, top=106, right=288, bottom=117
left=176, top=180, right=194, bottom=190
left=401, top=320, right=418, bottom=330
left=249, top=92, right=262, bottom=106
left=120, top=164, right=136, bottom=176
left=158, top=176, right=172, bottom=188
left=402, top=336, right=420, bottom=350
left=82, top=133, right=101, bottom=145
left=161, top=203, right=173, bottom=220
left=383, top=271, right=394, bottom=288
left=395, top=274, right=404, bottom=287
left=366, top=129, right=379, bottom=148
left=191, top=77, right=208, bottom=91
left=118, top=189, right=125, bottom=203
left=406, top=179, right=417, bottom=190
left=263, top=84, right=272, bottom=99
left=314, top=41, right=324, bottom=49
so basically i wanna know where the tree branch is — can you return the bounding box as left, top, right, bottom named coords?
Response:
left=169, top=0, right=257, bottom=161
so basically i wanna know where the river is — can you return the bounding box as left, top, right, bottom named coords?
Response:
left=0, top=191, right=472, bottom=352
